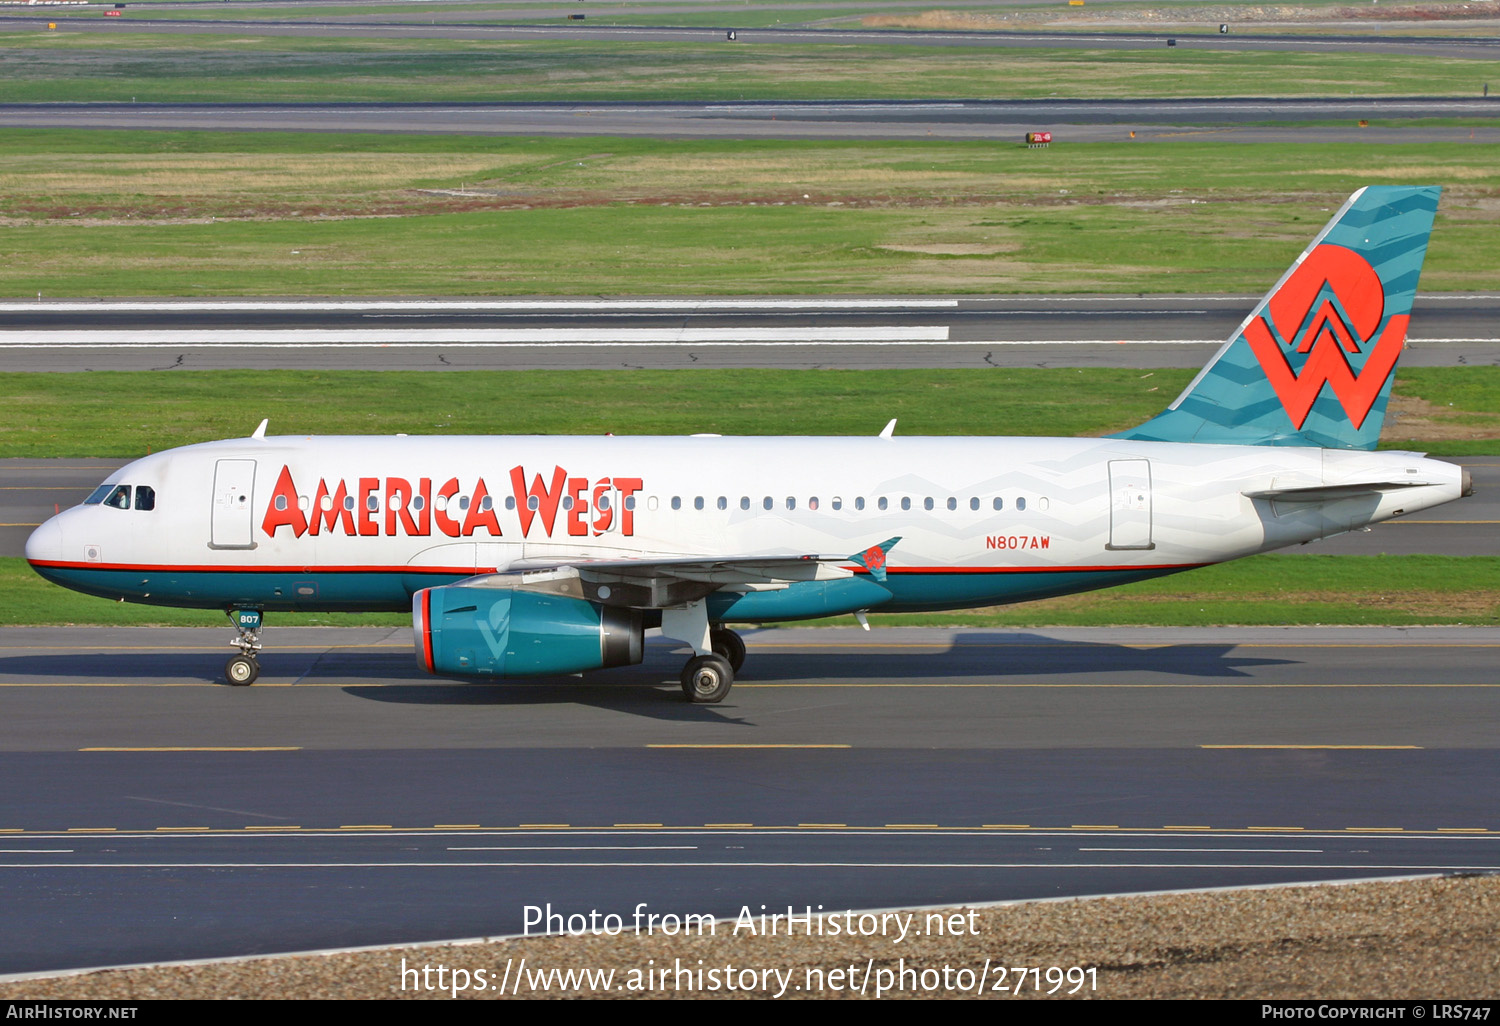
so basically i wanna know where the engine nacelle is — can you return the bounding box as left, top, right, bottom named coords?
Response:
left=413, top=585, right=643, bottom=677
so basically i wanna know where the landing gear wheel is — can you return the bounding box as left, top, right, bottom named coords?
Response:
left=226, top=654, right=260, bottom=687
left=681, top=653, right=734, bottom=704
left=710, top=627, right=746, bottom=673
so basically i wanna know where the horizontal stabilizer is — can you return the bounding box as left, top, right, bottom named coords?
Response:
left=1242, top=481, right=1440, bottom=503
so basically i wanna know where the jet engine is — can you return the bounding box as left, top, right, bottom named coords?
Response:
left=413, top=585, right=643, bottom=677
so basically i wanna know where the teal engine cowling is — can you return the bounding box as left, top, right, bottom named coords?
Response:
left=413, top=585, right=643, bottom=677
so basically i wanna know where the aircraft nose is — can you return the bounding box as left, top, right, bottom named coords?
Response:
left=25, top=517, right=62, bottom=566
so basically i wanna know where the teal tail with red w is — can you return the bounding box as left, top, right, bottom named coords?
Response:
left=1115, top=185, right=1440, bottom=451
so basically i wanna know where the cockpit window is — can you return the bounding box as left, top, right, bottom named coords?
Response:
left=84, top=484, right=113, bottom=505
left=134, top=485, right=156, bottom=512
left=103, top=485, right=132, bottom=510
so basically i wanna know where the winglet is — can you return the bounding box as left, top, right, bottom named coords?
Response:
left=848, top=536, right=900, bottom=582
left=251, top=419, right=269, bottom=440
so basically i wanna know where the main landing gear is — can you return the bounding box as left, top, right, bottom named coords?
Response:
left=661, top=600, right=745, bottom=704
left=225, top=607, right=263, bottom=686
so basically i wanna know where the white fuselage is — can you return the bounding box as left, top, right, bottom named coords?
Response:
left=25, top=434, right=1466, bottom=617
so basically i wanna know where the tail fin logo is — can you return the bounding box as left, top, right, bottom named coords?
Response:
left=1242, top=243, right=1409, bottom=430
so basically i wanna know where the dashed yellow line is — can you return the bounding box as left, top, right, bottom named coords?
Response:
left=80, top=746, right=303, bottom=752
left=647, top=743, right=851, bottom=749
left=2, top=823, right=1494, bottom=836
left=1202, top=745, right=1423, bottom=749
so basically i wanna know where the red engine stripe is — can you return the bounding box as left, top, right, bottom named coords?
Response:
left=420, top=589, right=435, bottom=674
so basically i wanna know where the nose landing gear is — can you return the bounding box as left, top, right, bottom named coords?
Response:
left=225, top=607, right=263, bottom=686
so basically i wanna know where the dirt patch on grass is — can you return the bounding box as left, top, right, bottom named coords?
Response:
left=1384, top=392, right=1500, bottom=444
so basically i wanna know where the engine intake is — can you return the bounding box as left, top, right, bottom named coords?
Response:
left=414, top=585, right=642, bottom=678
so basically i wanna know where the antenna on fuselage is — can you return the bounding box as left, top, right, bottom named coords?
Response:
left=879, top=419, right=897, bottom=439
left=251, top=419, right=268, bottom=440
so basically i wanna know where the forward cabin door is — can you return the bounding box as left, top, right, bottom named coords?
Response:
left=211, top=459, right=257, bottom=549
left=1106, top=459, right=1155, bottom=551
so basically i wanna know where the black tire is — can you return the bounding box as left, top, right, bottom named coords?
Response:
left=680, top=653, right=733, bottom=704
left=710, top=627, right=747, bottom=674
left=226, top=654, right=259, bottom=686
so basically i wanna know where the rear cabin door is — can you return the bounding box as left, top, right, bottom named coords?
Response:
left=211, top=459, right=257, bottom=549
left=1106, top=459, right=1155, bottom=551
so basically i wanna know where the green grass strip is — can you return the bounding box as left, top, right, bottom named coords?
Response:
left=5, top=368, right=1498, bottom=458
left=7, top=555, right=1497, bottom=628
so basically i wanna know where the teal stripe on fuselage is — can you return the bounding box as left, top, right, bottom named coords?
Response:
left=31, top=564, right=1202, bottom=618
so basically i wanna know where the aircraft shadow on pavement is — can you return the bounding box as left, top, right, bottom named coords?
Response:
left=0, top=631, right=1293, bottom=689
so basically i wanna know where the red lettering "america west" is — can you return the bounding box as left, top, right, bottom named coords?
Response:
left=260, top=465, right=642, bottom=540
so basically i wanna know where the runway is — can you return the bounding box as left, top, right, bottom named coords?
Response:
left=3, top=98, right=1498, bottom=142
left=0, top=624, right=1497, bottom=974
left=2, top=294, right=1498, bottom=372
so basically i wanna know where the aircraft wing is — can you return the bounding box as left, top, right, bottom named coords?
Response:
left=445, top=539, right=900, bottom=609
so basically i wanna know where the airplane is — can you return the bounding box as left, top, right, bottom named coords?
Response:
left=25, top=185, right=1472, bottom=703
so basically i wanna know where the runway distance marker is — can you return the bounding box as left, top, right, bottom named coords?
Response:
left=245, top=826, right=301, bottom=831
left=614, top=822, right=663, bottom=828
left=154, top=827, right=209, bottom=832
left=1163, top=825, right=1212, bottom=830
left=1249, top=826, right=1305, bottom=831
left=1347, top=827, right=1406, bottom=832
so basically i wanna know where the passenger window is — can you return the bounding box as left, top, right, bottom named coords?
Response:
left=694, top=497, right=704, bottom=511
left=763, top=497, right=773, bottom=511
left=786, top=497, right=796, bottom=510
left=597, top=494, right=610, bottom=511
left=505, top=496, right=516, bottom=511
left=134, top=486, right=156, bottom=511
left=877, top=497, right=888, bottom=511
left=105, top=485, right=131, bottom=510
left=808, top=497, right=819, bottom=510
left=84, top=484, right=112, bottom=505
left=671, top=496, right=682, bottom=511
left=562, top=496, right=574, bottom=511
left=970, top=497, right=980, bottom=511
left=274, top=494, right=288, bottom=512
left=343, top=495, right=356, bottom=512
left=740, top=497, right=750, bottom=511
left=717, top=496, right=727, bottom=511
left=832, top=497, right=842, bottom=511
left=1017, top=497, right=1027, bottom=511
left=855, top=497, right=865, bottom=511
left=901, top=497, right=912, bottom=511
left=946, top=497, right=956, bottom=511
left=412, top=495, right=426, bottom=511
left=367, top=494, right=382, bottom=512
left=993, top=497, right=1004, bottom=511
left=923, top=497, right=934, bottom=511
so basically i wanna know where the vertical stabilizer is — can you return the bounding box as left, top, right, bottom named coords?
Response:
left=1115, top=186, right=1440, bottom=450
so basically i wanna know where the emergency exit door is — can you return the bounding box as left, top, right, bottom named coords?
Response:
left=1106, top=459, right=1154, bottom=550
left=211, top=459, right=257, bottom=549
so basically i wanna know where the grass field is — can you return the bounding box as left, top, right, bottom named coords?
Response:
left=3, top=367, right=1496, bottom=457
left=2, top=32, right=1497, bottom=103
left=8, top=554, right=1497, bottom=628
left=2, top=132, right=1498, bottom=297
